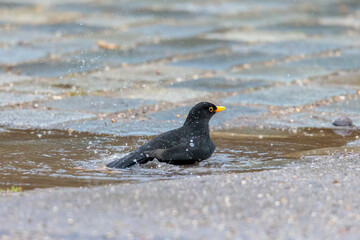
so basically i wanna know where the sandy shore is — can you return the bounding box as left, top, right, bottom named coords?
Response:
left=1, top=153, right=359, bottom=240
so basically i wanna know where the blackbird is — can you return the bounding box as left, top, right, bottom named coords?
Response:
left=106, top=102, right=226, bottom=169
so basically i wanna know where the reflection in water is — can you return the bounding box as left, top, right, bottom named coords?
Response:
left=0, top=127, right=359, bottom=190
left=332, top=127, right=355, bottom=137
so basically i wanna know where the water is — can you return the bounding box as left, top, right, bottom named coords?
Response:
left=0, top=127, right=358, bottom=191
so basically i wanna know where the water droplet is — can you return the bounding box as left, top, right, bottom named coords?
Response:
left=190, top=143, right=195, bottom=147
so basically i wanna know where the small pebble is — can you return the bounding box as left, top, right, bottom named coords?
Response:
left=332, top=116, right=353, bottom=127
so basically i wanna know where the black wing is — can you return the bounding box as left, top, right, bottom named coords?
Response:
left=106, top=127, right=184, bottom=168
left=144, top=135, right=215, bottom=164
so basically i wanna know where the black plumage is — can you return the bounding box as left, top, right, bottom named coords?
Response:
left=106, top=102, right=226, bottom=169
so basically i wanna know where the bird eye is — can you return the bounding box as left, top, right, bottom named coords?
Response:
left=209, top=107, right=213, bottom=112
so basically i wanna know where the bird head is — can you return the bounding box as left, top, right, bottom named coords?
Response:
left=184, top=102, right=226, bottom=128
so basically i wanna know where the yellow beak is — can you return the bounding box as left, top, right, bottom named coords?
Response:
left=215, top=106, right=226, bottom=112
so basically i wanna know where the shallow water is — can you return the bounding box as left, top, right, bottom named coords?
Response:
left=0, top=127, right=358, bottom=191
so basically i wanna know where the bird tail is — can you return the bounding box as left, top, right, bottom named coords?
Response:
left=106, top=151, right=152, bottom=169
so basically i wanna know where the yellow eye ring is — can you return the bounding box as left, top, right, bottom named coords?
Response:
left=209, top=107, right=214, bottom=112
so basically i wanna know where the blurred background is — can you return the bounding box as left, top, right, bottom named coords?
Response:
left=1, top=0, right=360, bottom=190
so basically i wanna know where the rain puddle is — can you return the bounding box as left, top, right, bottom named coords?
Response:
left=0, top=127, right=359, bottom=191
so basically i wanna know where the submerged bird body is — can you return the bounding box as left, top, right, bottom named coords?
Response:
left=107, top=102, right=225, bottom=169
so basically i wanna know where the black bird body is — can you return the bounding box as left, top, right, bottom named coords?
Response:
left=107, top=102, right=225, bottom=168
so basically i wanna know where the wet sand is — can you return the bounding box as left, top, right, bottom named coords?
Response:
left=1, top=153, right=359, bottom=239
